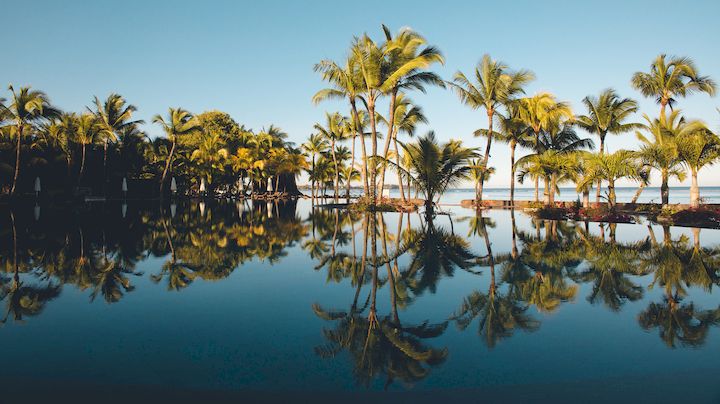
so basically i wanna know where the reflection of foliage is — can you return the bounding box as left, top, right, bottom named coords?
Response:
left=313, top=303, right=447, bottom=389
left=638, top=226, right=720, bottom=348
left=1, top=273, right=61, bottom=324
left=639, top=295, right=720, bottom=348
left=402, top=221, right=478, bottom=294
left=570, top=226, right=651, bottom=311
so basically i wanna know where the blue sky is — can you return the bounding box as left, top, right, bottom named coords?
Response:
left=4, top=0, right=720, bottom=186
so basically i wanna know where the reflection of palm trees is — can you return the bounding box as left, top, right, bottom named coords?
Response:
left=570, top=226, right=651, bottom=312
left=638, top=226, right=720, bottom=348
left=453, top=212, right=539, bottom=348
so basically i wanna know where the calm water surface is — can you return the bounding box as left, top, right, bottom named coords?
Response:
left=1, top=199, right=719, bottom=402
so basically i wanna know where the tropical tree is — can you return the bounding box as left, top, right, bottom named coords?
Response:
left=631, top=54, right=716, bottom=120
left=576, top=89, right=640, bottom=202
left=635, top=111, right=687, bottom=205
left=302, top=133, right=329, bottom=199
left=190, top=132, right=229, bottom=189
left=314, top=112, right=348, bottom=201
left=676, top=123, right=720, bottom=208
left=91, top=94, right=144, bottom=184
left=517, top=93, right=573, bottom=201
left=153, top=108, right=201, bottom=193
left=576, top=150, right=643, bottom=208
left=450, top=54, right=534, bottom=202
left=1, top=85, right=60, bottom=195
left=74, top=113, right=103, bottom=183
left=396, top=131, right=477, bottom=217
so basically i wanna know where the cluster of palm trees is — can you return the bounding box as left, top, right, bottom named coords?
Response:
left=314, top=25, right=718, bottom=208
left=0, top=89, right=305, bottom=197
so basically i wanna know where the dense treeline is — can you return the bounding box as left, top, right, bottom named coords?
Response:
left=2, top=25, right=719, bottom=210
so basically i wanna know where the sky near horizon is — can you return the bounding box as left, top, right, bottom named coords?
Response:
left=3, top=0, right=720, bottom=187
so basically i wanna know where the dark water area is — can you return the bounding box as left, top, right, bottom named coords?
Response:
left=1, top=199, right=719, bottom=403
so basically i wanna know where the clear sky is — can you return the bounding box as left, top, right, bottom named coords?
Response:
left=4, top=0, right=720, bottom=187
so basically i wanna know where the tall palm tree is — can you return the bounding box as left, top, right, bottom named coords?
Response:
left=450, top=55, right=534, bottom=202
left=302, top=133, right=329, bottom=199
left=676, top=122, right=720, bottom=208
left=631, top=54, right=716, bottom=120
left=1, top=85, right=60, bottom=195
left=636, top=111, right=687, bottom=206
left=153, top=108, right=201, bottom=193
left=517, top=93, right=573, bottom=202
left=91, top=94, right=144, bottom=186
left=314, top=112, right=348, bottom=201
left=314, top=53, right=370, bottom=196
left=576, top=89, right=640, bottom=202
left=375, top=25, right=444, bottom=197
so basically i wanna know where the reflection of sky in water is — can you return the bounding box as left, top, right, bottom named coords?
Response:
left=0, top=199, right=718, bottom=400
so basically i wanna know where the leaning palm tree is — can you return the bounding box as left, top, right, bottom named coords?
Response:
left=450, top=55, right=534, bottom=202
left=631, top=54, right=716, bottom=120
left=676, top=122, right=720, bottom=208
left=576, top=89, right=640, bottom=202
left=1, top=85, right=60, bottom=195
left=517, top=93, right=573, bottom=202
left=396, top=131, right=478, bottom=217
left=153, top=108, right=201, bottom=193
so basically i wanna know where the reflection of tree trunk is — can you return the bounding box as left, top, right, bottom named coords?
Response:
left=609, top=223, right=617, bottom=244
left=331, top=210, right=339, bottom=257
left=380, top=216, right=399, bottom=325
left=692, top=227, right=700, bottom=251
left=10, top=211, right=18, bottom=287
left=511, top=210, right=518, bottom=259
left=647, top=225, right=657, bottom=246
left=662, top=225, right=672, bottom=246
left=352, top=215, right=369, bottom=311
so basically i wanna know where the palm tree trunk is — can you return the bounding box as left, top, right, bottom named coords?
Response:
left=478, top=111, right=494, bottom=203
left=596, top=134, right=605, bottom=203
left=10, top=125, right=23, bottom=196
left=608, top=180, right=616, bottom=208
left=690, top=167, right=700, bottom=208
left=350, top=99, right=369, bottom=197
left=368, top=97, right=379, bottom=202
left=661, top=168, right=669, bottom=206
left=510, top=141, right=516, bottom=205
left=331, top=140, right=339, bottom=202
left=631, top=182, right=645, bottom=204
left=377, top=89, right=398, bottom=200
left=543, top=176, right=551, bottom=205
left=79, top=143, right=88, bottom=184
left=548, top=174, right=556, bottom=206
left=160, top=140, right=176, bottom=193
left=582, top=188, right=590, bottom=208
left=534, top=129, right=540, bottom=203
left=393, top=132, right=406, bottom=203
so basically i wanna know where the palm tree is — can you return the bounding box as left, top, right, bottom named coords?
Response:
left=1, top=85, right=60, bottom=195
left=517, top=93, right=573, bottom=202
left=576, top=89, right=640, bottom=202
left=302, top=133, right=329, bottom=199
left=314, top=53, right=370, bottom=196
left=378, top=94, right=427, bottom=202
left=375, top=25, right=444, bottom=197
left=635, top=111, right=687, bottom=206
left=577, top=150, right=644, bottom=207
left=479, top=106, right=531, bottom=204
left=450, top=55, right=534, bottom=202
left=75, top=113, right=103, bottom=183
left=190, top=132, right=229, bottom=189
left=91, top=94, right=144, bottom=186
left=396, top=131, right=478, bottom=217
left=631, top=54, right=716, bottom=120
left=314, top=112, right=348, bottom=201
left=676, top=123, right=720, bottom=208
left=153, top=108, right=201, bottom=193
